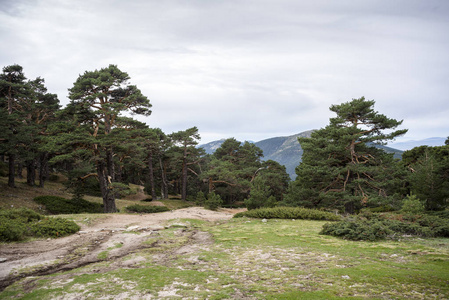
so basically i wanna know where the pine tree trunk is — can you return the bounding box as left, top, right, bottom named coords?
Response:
left=181, top=158, right=187, bottom=201
left=97, top=161, right=117, bottom=213
left=8, top=154, right=15, bottom=188
left=159, top=157, right=169, bottom=199
left=148, top=153, right=157, bottom=200
left=39, top=152, right=49, bottom=188
left=106, top=148, right=115, bottom=181
left=26, top=160, right=36, bottom=186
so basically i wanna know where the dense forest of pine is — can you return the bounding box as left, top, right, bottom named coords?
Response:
left=1, top=64, right=448, bottom=214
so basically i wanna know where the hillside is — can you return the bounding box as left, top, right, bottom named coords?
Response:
left=388, top=137, right=447, bottom=151
left=200, top=130, right=403, bottom=179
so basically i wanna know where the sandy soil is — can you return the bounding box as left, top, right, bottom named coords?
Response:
left=0, top=207, right=241, bottom=291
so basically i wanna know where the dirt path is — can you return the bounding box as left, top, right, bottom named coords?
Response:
left=0, top=207, right=239, bottom=291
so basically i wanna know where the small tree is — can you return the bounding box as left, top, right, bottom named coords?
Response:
left=401, top=194, right=425, bottom=214
left=403, top=145, right=449, bottom=210
left=205, top=192, right=223, bottom=211
left=245, top=176, right=276, bottom=210
left=195, top=191, right=207, bottom=206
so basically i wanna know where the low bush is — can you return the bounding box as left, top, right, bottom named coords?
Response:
left=0, top=208, right=80, bottom=242
left=30, top=218, right=80, bottom=238
left=320, top=219, right=393, bottom=241
left=234, top=207, right=341, bottom=221
left=426, top=210, right=449, bottom=220
left=0, top=217, right=27, bottom=242
left=34, top=195, right=103, bottom=214
left=126, top=204, right=170, bottom=214
left=320, top=212, right=449, bottom=241
left=368, top=205, right=396, bottom=213
left=0, top=207, right=42, bottom=222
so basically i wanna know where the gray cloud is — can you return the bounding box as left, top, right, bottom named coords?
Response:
left=1, top=0, right=448, bottom=144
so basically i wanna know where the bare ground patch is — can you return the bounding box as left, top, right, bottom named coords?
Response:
left=0, top=207, right=235, bottom=292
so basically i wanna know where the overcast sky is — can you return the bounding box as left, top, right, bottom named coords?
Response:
left=1, top=0, right=448, bottom=145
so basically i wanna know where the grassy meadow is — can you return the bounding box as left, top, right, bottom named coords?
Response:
left=1, top=176, right=448, bottom=299
left=1, top=217, right=448, bottom=299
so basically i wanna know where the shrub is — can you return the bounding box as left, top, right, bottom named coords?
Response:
left=401, top=194, right=425, bottom=214
left=426, top=210, right=449, bottom=220
left=0, top=217, right=27, bottom=242
left=320, top=219, right=392, bottom=241
left=30, top=217, right=80, bottom=238
left=126, top=204, right=170, bottom=213
left=205, top=192, right=223, bottom=211
left=0, top=207, right=42, bottom=222
left=0, top=208, right=80, bottom=242
left=320, top=212, right=449, bottom=241
left=368, top=205, right=396, bottom=213
left=234, top=207, right=341, bottom=221
left=195, top=191, right=206, bottom=206
left=34, top=195, right=103, bottom=214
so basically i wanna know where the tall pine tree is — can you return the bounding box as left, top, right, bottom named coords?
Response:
left=285, top=97, right=407, bottom=213
left=52, top=65, right=151, bottom=212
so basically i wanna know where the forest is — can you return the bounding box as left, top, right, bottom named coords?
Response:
left=1, top=64, right=448, bottom=216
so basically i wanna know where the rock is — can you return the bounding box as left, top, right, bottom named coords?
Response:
left=0, top=258, right=7, bottom=263
left=126, top=226, right=140, bottom=231
left=262, top=219, right=268, bottom=223
left=342, top=275, right=350, bottom=279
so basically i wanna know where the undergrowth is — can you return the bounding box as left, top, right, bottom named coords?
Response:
left=320, top=211, right=449, bottom=241
left=125, top=204, right=170, bottom=213
left=0, top=208, right=80, bottom=242
left=233, top=206, right=341, bottom=221
left=34, top=195, right=103, bottom=214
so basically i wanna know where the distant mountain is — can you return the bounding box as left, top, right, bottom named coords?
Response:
left=254, top=131, right=314, bottom=180
left=388, top=137, right=447, bottom=151
left=200, top=139, right=227, bottom=154
left=199, top=130, right=403, bottom=180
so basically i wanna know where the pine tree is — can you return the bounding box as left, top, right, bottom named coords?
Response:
left=0, top=65, right=27, bottom=187
left=50, top=65, right=151, bottom=212
left=285, top=97, right=407, bottom=213
left=170, top=127, right=201, bottom=201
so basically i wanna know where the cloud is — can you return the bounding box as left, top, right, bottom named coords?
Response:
left=1, top=0, right=448, bottom=143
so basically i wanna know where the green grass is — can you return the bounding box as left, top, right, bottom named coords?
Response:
left=2, top=217, right=448, bottom=299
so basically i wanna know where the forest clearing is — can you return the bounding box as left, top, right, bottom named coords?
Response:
left=0, top=179, right=448, bottom=299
